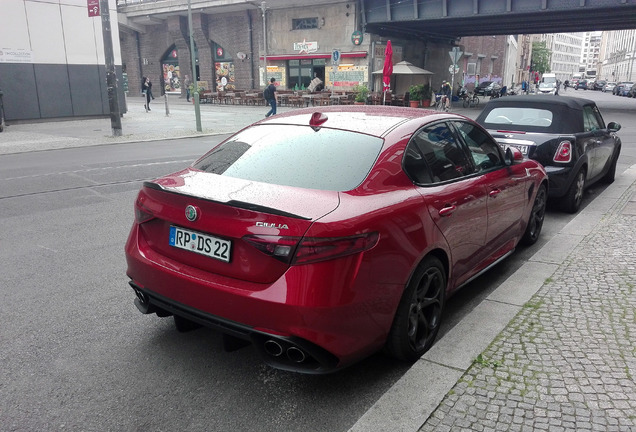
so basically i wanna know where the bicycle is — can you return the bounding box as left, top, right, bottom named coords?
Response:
left=461, top=92, right=479, bottom=108
left=434, top=94, right=450, bottom=112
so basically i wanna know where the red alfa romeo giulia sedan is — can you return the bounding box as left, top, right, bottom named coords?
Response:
left=125, top=106, right=548, bottom=373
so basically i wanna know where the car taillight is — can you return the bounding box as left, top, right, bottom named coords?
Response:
left=134, top=199, right=155, bottom=224
left=553, top=141, right=572, bottom=163
left=243, top=232, right=379, bottom=265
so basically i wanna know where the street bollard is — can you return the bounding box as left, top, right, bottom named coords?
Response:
left=164, top=94, right=170, bottom=117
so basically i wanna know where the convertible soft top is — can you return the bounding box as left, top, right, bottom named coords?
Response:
left=476, top=95, right=599, bottom=134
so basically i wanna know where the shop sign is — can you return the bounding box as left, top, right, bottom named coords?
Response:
left=293, top=40, right=318, bottom=54
left=351, top=31, right=363, bottom=45
left=0, top=48, right=33, bottom=63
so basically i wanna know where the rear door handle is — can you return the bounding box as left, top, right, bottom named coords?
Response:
left=489, top=189, right=501, bottom=197
left=439, top=205, right=456, bottom=217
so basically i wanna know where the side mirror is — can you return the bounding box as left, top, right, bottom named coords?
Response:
left=607, top=121, right=621, bottom=132
left=505, top=146, right=523, bottom=165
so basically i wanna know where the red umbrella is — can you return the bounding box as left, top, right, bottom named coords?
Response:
left=382, top=40, right=393, bottom=104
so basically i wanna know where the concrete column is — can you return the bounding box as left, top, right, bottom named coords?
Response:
left=192, top=13, right=214, bottom=91
left=168, top=15, right=192, bottom=99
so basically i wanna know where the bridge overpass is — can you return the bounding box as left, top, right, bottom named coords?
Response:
left=362, top=0, right=636, bottom=41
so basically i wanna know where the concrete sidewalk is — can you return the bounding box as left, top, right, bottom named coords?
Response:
left=3, top=96, right=636, bottom=431
left=0, top=94, right=295, bottom=155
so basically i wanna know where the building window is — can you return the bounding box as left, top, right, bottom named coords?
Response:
left=292, top=18, right=319, bottom=30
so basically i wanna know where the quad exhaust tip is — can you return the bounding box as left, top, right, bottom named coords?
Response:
left=263, top=339, right=307, bottom=363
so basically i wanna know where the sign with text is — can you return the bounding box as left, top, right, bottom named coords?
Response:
left=293, top=40, right=318, bottom=54
left=88, top=0, right=100, bottom=17
left=0, top=48, right=33, bottom=63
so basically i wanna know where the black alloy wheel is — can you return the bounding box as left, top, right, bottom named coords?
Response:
left=386, top=256, right=446, bottom=361
left=562, top=168, right=586, bottom=213
left=521, top=184, right=547, bottom=245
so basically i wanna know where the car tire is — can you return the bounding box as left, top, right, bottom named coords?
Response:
left=174, top=315, right=202, bottom=332
left=562, top=168, right=586, bottom=213
left=602, top=151, right=620, bottom=184
left=521, top=184, right=547, bottom=246
left=385, top=256, right=445, bottom=362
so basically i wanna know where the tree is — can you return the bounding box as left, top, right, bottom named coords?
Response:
left=531, top=41, right=552, bottom=74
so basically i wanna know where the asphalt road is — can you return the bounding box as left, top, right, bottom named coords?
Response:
left=1, top=90, right=634, bottom=432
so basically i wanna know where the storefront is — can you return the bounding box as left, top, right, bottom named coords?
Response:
left=161, top=47, right=182, bottom=94
left=260, top=51, right=368, bottom=91
left=213, top=43, right=235, bottom=91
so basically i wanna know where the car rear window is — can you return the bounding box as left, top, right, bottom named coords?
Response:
left=482, top=107, right=554, bottom=129
left=192, top=124, right=384, bottom=191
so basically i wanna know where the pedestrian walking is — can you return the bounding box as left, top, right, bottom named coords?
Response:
left=184, top=75, right=191, bottom=102
left=142, top=77, right=153, bottom=112
left=264, top=78, right=277, bottom=117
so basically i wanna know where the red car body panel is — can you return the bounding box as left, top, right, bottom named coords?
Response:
left=125, top=106, right=547, bottom=373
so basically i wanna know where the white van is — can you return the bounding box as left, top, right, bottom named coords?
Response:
left=542, top=73, right=557, bottom=85
left=540, top=73, right=558, bottom=94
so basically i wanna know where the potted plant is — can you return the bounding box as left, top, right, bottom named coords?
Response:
left=353, top=84, right=369, bottom=104
left=408, top=84, right=424, bottom=108
left=420, top=84, right=432, bottom=107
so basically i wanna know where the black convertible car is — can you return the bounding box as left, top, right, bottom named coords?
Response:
left=476, top=95, right=622, bottom=213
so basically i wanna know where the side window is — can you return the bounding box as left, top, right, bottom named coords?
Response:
left=583, top=106, right=602, bottom=131
left=404, top=123, right=473, bottom=184
left=452, top=121, right=503, bottom=172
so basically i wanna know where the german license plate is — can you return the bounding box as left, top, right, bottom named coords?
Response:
left=505, top=144, right=529, bottom=155
left=169, top=226, right=231, bottom=262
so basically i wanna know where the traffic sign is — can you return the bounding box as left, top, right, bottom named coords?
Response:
left=448, top=64, right=460, bottom=74
left=87, top=0, right=99, bottom=17
left=332, top=49, right=341, bottom=66
left=448, top=47, right=463, bottom=64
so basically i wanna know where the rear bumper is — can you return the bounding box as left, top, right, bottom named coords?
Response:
left=129, top=281, right=340, bottom=373
left=544, top=165, right=574, bottom=198
left=125, top=225, right=400, bottom=374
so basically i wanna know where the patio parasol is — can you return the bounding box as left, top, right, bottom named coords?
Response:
left=373, top=61, right=434, bottom=97
left=382, top=40, right=393, bottom=104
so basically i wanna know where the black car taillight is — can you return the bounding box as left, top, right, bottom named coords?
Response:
left=553, top=140, right=572, bottom=163
left=243, top=232, right=379, bottom=265
left=134, top=198, right=155, bottom=224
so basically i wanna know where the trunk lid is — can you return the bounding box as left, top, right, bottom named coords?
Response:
left=136, top=168, right=340, bottom=284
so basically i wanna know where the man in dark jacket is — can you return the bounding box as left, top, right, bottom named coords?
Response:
left=265, top=77, right=277, bottom=117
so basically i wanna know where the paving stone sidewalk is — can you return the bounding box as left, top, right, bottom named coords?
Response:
left=419, top=181, right=636, bottom=431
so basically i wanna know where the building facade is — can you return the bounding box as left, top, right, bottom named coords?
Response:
left=581, top=31, right=602, bottom=79
left=117, top=1, right=459, bottom=100
left=600, top=29, right=636, bottom=82
left=0, top=0, right=125, bottom=123
left=539, top=32, right=584, bottom=82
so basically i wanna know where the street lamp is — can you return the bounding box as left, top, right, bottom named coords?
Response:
left=188, top=0, right=202, bottom=132
left=260, top=2, right=267, bottom=85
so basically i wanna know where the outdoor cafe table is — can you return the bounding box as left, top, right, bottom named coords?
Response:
left=329, top=94, right=347, bottom=104
left=301, top=94, right=317, bottom=106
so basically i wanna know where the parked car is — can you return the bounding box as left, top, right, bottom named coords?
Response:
left=603, top=82, right=616, bottom=93
left=575, top=79, right=588, bottom=90
left=593, top=80, right=606, bottom=91
left=474, top=81, right=501, bottom=96
left=476, top=95, right=622, bottom=213
left=125, top=106, right=548, bottom=373
left=628, top=85, right=636, bottom=98
left=618, top=83, right=633, bottom=96
left=613, top=82, right=633, bottom=95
